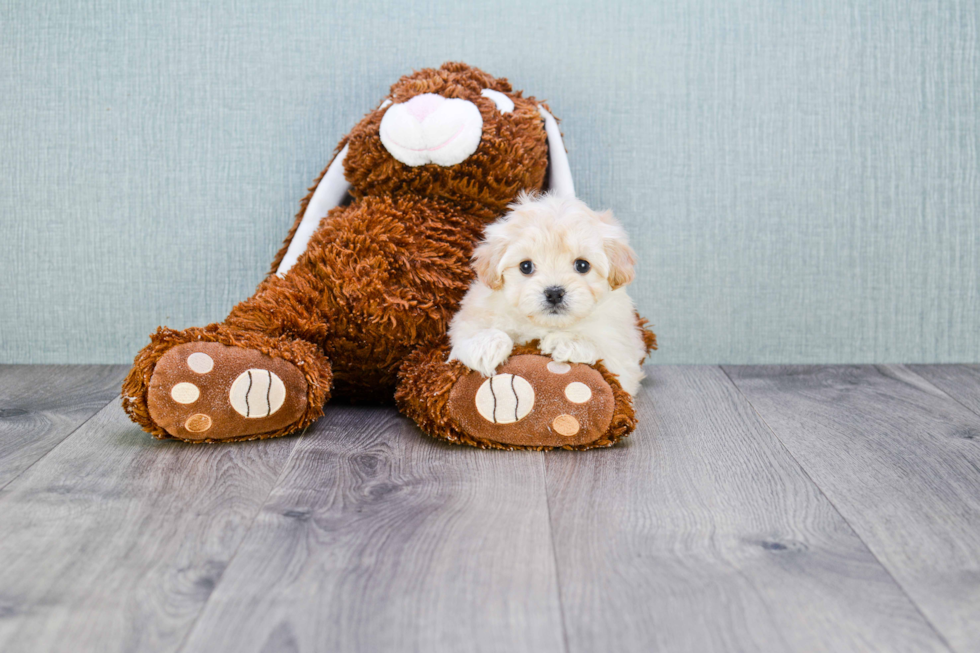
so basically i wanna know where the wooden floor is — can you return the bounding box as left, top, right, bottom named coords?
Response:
left=1, top=365, right=979, bottom=652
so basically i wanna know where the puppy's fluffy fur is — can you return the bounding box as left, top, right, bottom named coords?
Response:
left=449, top=192, right=647, bottom=395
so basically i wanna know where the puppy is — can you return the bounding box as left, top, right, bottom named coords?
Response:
left=449, top=192, right=647, bottom=395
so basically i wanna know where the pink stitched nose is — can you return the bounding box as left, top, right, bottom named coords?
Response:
left=404, top=93, right=445, bottom=123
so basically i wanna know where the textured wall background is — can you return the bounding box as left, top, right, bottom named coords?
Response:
left=1, top=0, right=978, bottom=364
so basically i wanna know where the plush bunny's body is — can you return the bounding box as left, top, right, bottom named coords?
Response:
left=123, top=63, right=655, bottom=449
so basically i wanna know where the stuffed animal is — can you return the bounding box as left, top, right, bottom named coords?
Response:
left=122, top=62, right=656, bottom=450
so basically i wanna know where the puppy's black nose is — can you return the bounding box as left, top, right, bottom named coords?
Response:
left=544, top=286, right=566, bottom=306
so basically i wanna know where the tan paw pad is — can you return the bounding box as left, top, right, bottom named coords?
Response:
left=185, top=413, right=212, bottom=432
left=547, top=361, right=571, bottom=374
left=170, top=382, right=200, bottom=404
left=187, top=352, right=214, bottom=374
left=552, top=414, right=580, bottom=436
left=564, top=381, right=592, bottom=403
left=229, top=369, right=286, bottom=418
left=475, top=373, right=535, bottom=424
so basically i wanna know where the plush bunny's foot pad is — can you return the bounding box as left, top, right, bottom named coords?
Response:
left=396, top=344, right=637, bottom=450
left=447, top=354, right=632, bottom=449
left=448, top=355, right=617, bottom=448
left=146, top=342, right=308, bottom=442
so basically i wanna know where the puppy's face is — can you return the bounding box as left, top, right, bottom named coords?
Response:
left=473, top=194, right=636, bottom=329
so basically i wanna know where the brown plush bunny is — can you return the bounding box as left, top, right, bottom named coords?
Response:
left=122, top=62, right=656, bottom=450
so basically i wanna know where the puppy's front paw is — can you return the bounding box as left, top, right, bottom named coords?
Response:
left=450, top=329, right=514, bottom=377
left=540, top=334, right=598, bottom=365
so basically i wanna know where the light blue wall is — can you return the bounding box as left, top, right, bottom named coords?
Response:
left=1, top=0, right=978, bottom=364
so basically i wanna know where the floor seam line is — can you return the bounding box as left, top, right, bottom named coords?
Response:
left=172, top=427, right=308, bottom=653
left=0, top=394, right=119, bottom=494
left=542, top=452, right=572, bottom=653
left=898, top=364, right=980, bottom=421
left=718, top=365, right=957, bottom=653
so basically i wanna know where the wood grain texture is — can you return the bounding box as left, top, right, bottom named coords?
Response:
left=0, top=364, right=128, bottom=488
left=178, top=406, right=564, bottom=653
left=725, top=365, right=980, bottom=652
left=910, top=365, right=980, bottom=417
left=546, top=365, right=947, bottom=653
left=5, top=365, right=980, bottom=652
left=0, top=400, right=299, bottom=653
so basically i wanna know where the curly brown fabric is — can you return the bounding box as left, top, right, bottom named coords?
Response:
left=638, top=315, right=659, bottom=355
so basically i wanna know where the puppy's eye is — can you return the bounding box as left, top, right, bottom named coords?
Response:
left=574, top=259, right=591, bottom=274
left=481, top=89, right=515, bottom=114
left=519, top=260, right=535, bottom=275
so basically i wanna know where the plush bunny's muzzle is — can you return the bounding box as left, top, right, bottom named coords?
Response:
left=379, top=93, right=484, bottom=167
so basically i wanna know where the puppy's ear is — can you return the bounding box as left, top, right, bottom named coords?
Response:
left=599, top=210, right=636, bottom=290
left=606, top=238, right=636, bottom=289
left=472, top=237, right=507, bottom=290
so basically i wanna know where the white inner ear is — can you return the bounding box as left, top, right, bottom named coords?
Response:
left=276, top=143, right=351, bottom=277
left=481, top=89, right=514, bottom=114
left=538, top=106, right=575, bottom=198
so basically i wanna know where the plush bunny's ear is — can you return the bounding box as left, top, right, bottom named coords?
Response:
left=276, top=144, right=352, bottom=277
left=537, top=106, right=575, bottom=199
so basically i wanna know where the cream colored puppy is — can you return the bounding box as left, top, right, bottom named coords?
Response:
left=449, top=192, right=647, bottom=395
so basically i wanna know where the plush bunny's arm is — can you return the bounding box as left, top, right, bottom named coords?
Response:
left=276, top=144, right=352, bottom=278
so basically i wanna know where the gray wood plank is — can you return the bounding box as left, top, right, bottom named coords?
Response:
left=725, top=365, right=980, bottom=652
left=0, top=399, right=299, bottom=653
left=178, top=406, right=565, bottom=653
left=910, top=365, right=980, bottom=418
left=547, top=365, right=948, bottom=653
left=0, top=364, right=128, bottom=487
